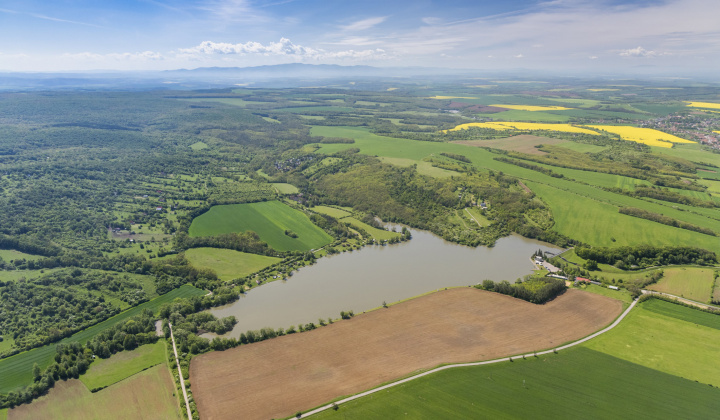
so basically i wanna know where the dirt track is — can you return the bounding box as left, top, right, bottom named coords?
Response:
left=190, top=288, right=622, bottom=420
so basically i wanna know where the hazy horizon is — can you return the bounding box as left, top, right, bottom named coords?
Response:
left=1, top=0, right=717, bottom=77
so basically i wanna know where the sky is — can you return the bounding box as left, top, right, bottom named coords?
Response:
left=0, top=0, right=717, bottom=74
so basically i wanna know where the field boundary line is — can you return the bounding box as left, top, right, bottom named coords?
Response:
left=303, top=298, right=637, bottom=418
left=169, top=323, right=193, bottom=420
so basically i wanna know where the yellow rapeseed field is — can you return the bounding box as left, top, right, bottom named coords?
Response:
left=685, top=101, right=720, bottom=110
left=447, top=122, right=599, bottom=135
left=587, top=125, right=695, bottom=148
left=488, top=104, right=572, bottom=111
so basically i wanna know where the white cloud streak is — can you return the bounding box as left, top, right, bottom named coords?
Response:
left=340, top=16, right=388, bottom=32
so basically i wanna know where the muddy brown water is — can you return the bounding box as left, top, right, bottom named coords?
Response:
left=205, top=229, right=562, bottom=338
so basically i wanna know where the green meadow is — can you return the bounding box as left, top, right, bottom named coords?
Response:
left=188, top=200, right=332, bottom=252
left=80, top=341, right=167, bottom=391
left=312, top=347, right=720, bottom=420
left=647, top=267, right=715, bottom=302
left=311, top=205, right=353, bottom=219
left=0, top=285, right=204, bottom=394
left=184, top=248, right=281, bottom=281
left=586, top=299, right=720, bottom=386
left=341, top=217, right=400, bottom=241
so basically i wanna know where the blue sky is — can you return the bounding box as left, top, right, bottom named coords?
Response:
left=0, top=0, right=717, bottom=74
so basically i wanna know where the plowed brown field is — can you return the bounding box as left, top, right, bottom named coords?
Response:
left=191, top=288, right=622, bottom=420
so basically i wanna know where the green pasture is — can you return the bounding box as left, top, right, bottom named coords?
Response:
left=311, top=205, right=352, bottom=219
left=0, top=337, right=15, bottom=355
left=653, top=143, right=720, bottom=167
left=0, top=268, right=62, bottom=283
left=184, top=248, right=281, bottom=281
left=275, top=106, right=355, bottom=113
left=0, top=285, right=204, bottom=394
left=272, top=183, right=299, bottom=194
left=341, top=217, right=399, bottom=241
left=647, top=267, right=715, bottom=302
left=464, top=207, right=490, bottom=227
left=0, top=408, right=6, bottom=420
left=80, top=341, right=166, bottom=391
left=641, top=298, right=720, bottom=330
left=7, top=365, right=181, bottom=420
left=525, top=181, right=720, bottom=253
left=553, top=142, right=607, bottom=153
left=0, top=250, right=43, bottom=262
left=312, top=347, right=720, bottom=420
left=188, top=201, right=332, bottom=252
left=378, top=157, right=458, bottom=178
left=586, top=298, right=720, bottom=386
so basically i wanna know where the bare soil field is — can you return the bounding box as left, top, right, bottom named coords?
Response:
left=191, top=288, right=621, bottom=420
left=8, top=365, right=180, bottom=420
left=453, top=135, right=566, bottom=155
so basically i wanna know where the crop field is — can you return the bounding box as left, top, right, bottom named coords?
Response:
left=188, top=201, right=332, bottom=252
left=488, top=104, right=572, bottom=111
left=653, top=143, right=720, bottom=167
left=190, top=288, right=621, bottom=420
left=525, top=181, right=720, bottom=252
left=478, top=110, right=571, bottom=122
left=447, top=122, right=600, bottom=135
left=184, top=248, right=281, bottom=281
left=7, top=365, right=180, bottom=420
left=452, top=135, right=567, bottom=155
left=685, top=101, right=720, bottom=110
left=553, top=142, right=607, bottom=153
left=80, top=341, right=166, bottom=391
left=311, top=205, right=352, bottom=219
left=0, top=285, right=204, bottom=394
left=585, top=298, right=720, bottom=386
left=312, top=347, right=720, bottom=420
left=587, top=125, right=695, bottom=148
left=647, top=267, right=715, bottom=302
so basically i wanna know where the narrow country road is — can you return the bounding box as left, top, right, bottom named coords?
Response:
left=303, top=298, right=638, bottom=418
left=169, top=322, right=193, bottom=420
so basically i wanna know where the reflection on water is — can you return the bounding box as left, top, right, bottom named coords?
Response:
left=205, top=229, right=562, bottom=338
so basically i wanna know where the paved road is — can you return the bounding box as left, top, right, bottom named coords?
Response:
left=169, top=322, right=193, bottom=420
left=303, top=299, right=638, bottom=418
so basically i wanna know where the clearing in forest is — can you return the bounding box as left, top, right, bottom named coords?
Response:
left=190, top=288, right=621, bottom=420
left=184, top=248, right=281, bottom=281
left=80, top=341, right=167, bottom=391
left=188, top=201, right=332, bottom=252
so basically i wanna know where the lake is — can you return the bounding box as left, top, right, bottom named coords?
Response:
left=205, top=229, right=562, bottom=338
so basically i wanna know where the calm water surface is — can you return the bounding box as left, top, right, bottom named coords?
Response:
left=205, top=229, right=561, bottom=338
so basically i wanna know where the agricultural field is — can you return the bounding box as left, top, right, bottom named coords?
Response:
left=684, top=101, right=720, bottom=110
left=0, top=285, right=204, bottom=394
left=184, top=248, right=281, bottom=281
left=452, top=135, right=567, bottom=155
left=7, top=365, right=181, bottom=420
left=340, top=217, right=400, bottom=241
left=188, top=201, right=333, bottom=252
left=646, top=267, right=716, bottom=302
left=585, top=298, right=720, bottom=386
left=271, top=182, right=299, bottom=194
left=488, top=104, right=572, bottom=111
left=586, top=125, right=696, bottom=148
left=190, top=288, right=621, bottom=420
left=0, top=250, right=43, bottom=262
left=80, top=341, right=167, bottom=391
left=447, top=122, right=600, bottom=135
left=312, top=347, right=720, bottom=420
left=311, top=205, right=352, bottom=219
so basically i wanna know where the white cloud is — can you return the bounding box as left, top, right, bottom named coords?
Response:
left=177, top=38, right=390, bottom=61
left=514, top=54, right=524, bottom=58
left=340, top=16, right=388, bottom=32
left=619, top=46, right=656, bottom=57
